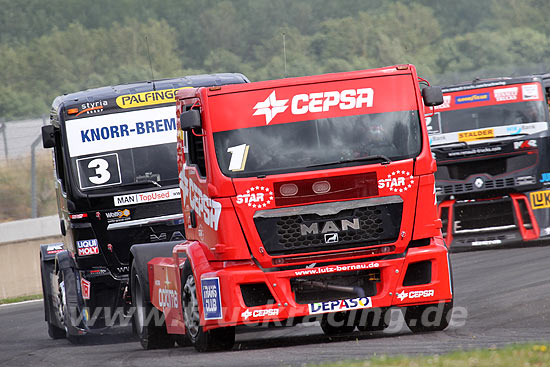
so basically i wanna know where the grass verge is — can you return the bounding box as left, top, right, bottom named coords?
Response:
left=314, top=343, right=550, bottom=367
left=0, top=294, right=43, bottom=305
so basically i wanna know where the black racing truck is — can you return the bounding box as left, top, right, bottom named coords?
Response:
left=429, top=75, right=550, bottom=250
left=39, top=73, right=249, bottom=341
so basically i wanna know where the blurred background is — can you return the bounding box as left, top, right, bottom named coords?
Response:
left=1, top=0, right=549, bottom=222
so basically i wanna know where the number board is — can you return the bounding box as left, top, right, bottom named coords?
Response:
left=76, top=153, right=122, bottom=190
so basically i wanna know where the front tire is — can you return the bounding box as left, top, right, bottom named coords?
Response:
left=320, top=311, right=355, bottom=335
left=131, top=262, right=174, bottom=349
left=404, top=301, right=453, bottom=333
left=181, top=262, right=235, bottom=352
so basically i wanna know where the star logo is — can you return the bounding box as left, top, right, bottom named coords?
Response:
left=253, top=91, right=288, bottom=124
left=396, top=290, right=408, bottom=301
left=241, top=309, right=253, bottom=320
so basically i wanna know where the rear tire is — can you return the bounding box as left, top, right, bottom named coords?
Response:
left=320, top=311, right=355, bottom=335
left=181, top=262, right=235, bottom=352
left=40, top=259, right=65, bottom=339
left=404, top=301, right=452, bottom=333
left=131, top=262, right=174, bottom=349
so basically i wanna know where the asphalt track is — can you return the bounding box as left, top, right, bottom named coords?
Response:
left=1, top=246, right=549, bottom=367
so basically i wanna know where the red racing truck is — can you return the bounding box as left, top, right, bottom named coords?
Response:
left=129, top=64, right=454, bottom=351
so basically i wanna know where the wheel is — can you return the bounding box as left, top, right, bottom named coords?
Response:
left=57, top=269, right=85, bottom=344
left=320, top=311, right=355, bottom=335
left=131, top=262, right=174, bottom=349
left=181, top=262, right=235, bottom=352
left=356, top=307, right=389, bottom=332
left=40, top=259, right=65, bottom=339
left=404, top=301, right=453, bottom=333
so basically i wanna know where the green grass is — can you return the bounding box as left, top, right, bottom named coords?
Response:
left=314, top=343, right=550, bottom=367
left=0, top=294, right=43, bottom=305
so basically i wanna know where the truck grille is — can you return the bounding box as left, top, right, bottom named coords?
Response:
left=441, top=177, right=515, bottom=194
left=254, top=197, right=402, bottom=256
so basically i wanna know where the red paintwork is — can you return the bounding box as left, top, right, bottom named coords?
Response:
left=148, top=64, right=452, bottom=334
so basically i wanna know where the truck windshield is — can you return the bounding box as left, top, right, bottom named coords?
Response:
left=213, top=110, right=421, bottom=178
left=436, top=100, right=547, bottom=134
left=64, top=105, right=179, bottom=191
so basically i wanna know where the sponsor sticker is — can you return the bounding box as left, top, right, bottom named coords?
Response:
left=114, top=188, right=180, bottom=207
left=522, top=84, right=539, bottom=100
left=540, top=173, right=550, bottom=183
left=308, top=297, right=372, bottom=315
left=236, top=186, right=274, bottom=208
left=76, top=100, right=109, bottom=117
left=294, top=262, right=379, bottom=277
left=65, top=106, right=178, bottom=157
left=180, top=172, right=221, bottom=231
left=116, top=88, right=188, bottom=108
left=513, top=139, right=537, bottom=150
left=201, top=278, right=222, bottom=320
left=81, top=278, right=91, bottom=299
left=46, top=243, right=64, bottom=255
left=434, top=95, right=451, bottom=110
left=396, top=289, right=434, bottom=301
left=455, top=93, right=490, bottom=104
left=378, top=170, right=414, bottom=193
left=458, top=128, right=494, bottom=142
left=253, top=88, right=374, bottom=125
left=472, top=239, right=502, bottom=246
left=493, top=87, right=518, bottom=102
left=530, top=190, right=550, bottom=209
left=76, top=239, right=100, bottom=256
left=241, top=308, right=280, bottom=320
left=105, top=208, right=131, bottom=222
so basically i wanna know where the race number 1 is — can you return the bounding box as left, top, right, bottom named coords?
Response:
left=227, top=144, right=250, bottom=172
left=76, top=153, right=122, bottom=190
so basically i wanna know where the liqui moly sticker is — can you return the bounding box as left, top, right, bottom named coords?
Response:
left=308, top=297, right=372, bottom=315
left=236, top=186, right=274, bottom=208
left=114, top=188, right=180, bottom=207
left=76, top=239, right=99, bottom=256
left=81, top=278, right=91, bottom=299
left=493, top=87, right=518, bottom=102
left=378, top=170, right=414, bottom=193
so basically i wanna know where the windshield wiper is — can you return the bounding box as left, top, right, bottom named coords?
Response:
left=306, top=154, right=392, bottom=169
left=121, top=179, right=162, bottom=188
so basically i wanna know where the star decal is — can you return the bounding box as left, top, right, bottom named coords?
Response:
left=253, top=91, right=288, bottom=124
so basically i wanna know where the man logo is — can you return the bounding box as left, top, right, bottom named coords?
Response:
left=324, top=233, right=339, bottom=243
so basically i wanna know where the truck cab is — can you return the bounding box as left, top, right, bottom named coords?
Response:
left=429, top=76, right=550, bottom=250
left=39, top=74, right=249, bottom=341
left=132, top=65, right=454, bottom=351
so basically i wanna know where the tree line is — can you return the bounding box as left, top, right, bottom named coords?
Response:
left=0, top=0, right=548, bottom=119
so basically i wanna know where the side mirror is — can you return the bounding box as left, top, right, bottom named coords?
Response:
left=180, top=109, right=202, bottom=131
left=42, top=125, right=56, bottom=148
left=422, top=86, right=444, bottom=107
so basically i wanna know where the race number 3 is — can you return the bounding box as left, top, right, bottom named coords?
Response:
left=227, top=144, right=250, bottom=172
left=76, top=153, right=122, bottom=190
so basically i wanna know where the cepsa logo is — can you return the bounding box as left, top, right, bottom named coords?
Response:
left=116, top=88, right=190, bottom=109
left=180, top=171, right=222, bottom=231
left=253, top=88, right=374, bottom=125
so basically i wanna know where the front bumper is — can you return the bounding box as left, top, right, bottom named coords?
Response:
left=197, top=240, right=452, bottom=329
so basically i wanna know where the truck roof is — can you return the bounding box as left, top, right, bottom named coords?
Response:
left=204, top=65, right=415, bottom=97
left=51, top=73, right=249, bottom=112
